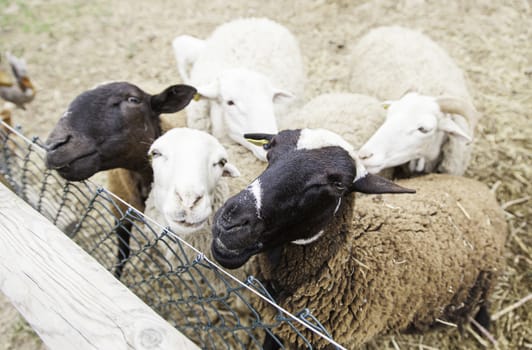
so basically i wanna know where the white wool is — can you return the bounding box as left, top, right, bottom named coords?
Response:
left=280, top=92, right=386, bottom=150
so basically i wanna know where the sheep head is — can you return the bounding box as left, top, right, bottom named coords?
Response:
left=357, top=92, right=475, bottom=174
left=44, top=82, right=196, bottom=181
left=195, top=68, right=293, bottom=162
left=149, top=128, right=239, bottom=236
left=211, top=128, right=414, bottom=269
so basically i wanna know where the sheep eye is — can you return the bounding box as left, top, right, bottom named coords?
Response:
left=226, top=100, right=235, bottom=106
left=128, top=96, right=141, bottom=104
left=417, top=126, right=432, bottom=134
left=215, top=158, right=227, bottom=167
left=263, top=138, right=275, bottom=150
left=334, top=182, right=346, bottom=191
left=150, top=149, right=162, bottom=159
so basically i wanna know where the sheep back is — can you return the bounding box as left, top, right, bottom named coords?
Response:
left=254, top=174, right=507, bottom=349
left=280, top=92, right=386, bottom=149
left=349, top=26, right=472, bottom=103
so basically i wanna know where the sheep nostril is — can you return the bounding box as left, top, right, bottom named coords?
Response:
left=45, top=135, right=71, bottom=152
left=192, top=195, right=203, bottom=208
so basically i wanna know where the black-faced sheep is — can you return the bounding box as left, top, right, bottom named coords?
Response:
left=211, top=129, right=507, bottom=349
left=350, top=26, right=478, bottom=177
left=173, top=17, right=305, bottom=160
left=44, top=82, right=197, bottom=277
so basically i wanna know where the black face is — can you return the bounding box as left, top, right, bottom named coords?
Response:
left=44, top=82, right=196, bottom=181
left=212, top=130, right=357, bottom=269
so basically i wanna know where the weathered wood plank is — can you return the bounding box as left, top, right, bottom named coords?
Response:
left=0, top=183, right=199, bottom=350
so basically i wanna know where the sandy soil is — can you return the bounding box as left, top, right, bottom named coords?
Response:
left=0, top=0, right=530, bottom=349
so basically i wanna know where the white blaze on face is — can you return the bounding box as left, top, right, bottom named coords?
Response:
left=247, top=178, right=262, bottom=219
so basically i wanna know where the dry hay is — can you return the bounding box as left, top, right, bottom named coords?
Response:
left=0, top=0, right=530, bottom=349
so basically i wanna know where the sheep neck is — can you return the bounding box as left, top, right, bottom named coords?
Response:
left=129, top=120, right=163, bottom=208
left=256, top=193, right=355, bottom=300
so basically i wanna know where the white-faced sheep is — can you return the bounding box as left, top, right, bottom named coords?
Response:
left=212, top=129, right=507, bottom=349
left=44, top=82, right=197, bottom=277
left=350, top=26, right=478, bottom=176
left=142, top=127, right=240, bottom=237
left=120, top=128, right=266, bottom=349
left=173, top=17, right=305, bottom=160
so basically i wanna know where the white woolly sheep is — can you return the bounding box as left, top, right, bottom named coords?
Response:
left=212, top=129, right=507, bottom=349
left=350, top=26, right=479, bottom=176
left=45, top=82, right=197, bottom=277
left=173, top=17, right=305, bottom=160
left=120, top=128, right=266, bottom=349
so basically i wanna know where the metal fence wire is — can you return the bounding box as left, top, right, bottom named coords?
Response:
left=0, top=121, right=344, bottom=350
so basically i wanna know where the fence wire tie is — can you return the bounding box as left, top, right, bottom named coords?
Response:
left=297, top=308, right=338, bottom=348
left=193, top=252, right=205, bottom=265
left=124, top=206, right=144, bottom=222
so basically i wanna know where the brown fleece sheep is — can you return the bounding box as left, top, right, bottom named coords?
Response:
left=253, top=174, right=506, bottom=349
left=210, top=129, right=507, bottom=349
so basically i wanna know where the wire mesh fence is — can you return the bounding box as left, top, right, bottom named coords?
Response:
left=0, top=120, right=343, bottom=350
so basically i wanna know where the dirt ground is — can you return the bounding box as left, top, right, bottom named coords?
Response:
left=0, top=0, right=530, bottom=349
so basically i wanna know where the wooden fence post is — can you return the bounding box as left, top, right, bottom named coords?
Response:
left=0, top=183, right=199, bottom=350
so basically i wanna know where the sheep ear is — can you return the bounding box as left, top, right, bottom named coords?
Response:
left=273, top=88, right=294, bottom=103
left=438, top=117, right=472, bottom=142
left=151, top=84, right=197, bottom=114
left=351, top=173, right=416, bottom=194
left=222, top=162, right=240, bottom=178
left=196, top=81, right=219, bottom=100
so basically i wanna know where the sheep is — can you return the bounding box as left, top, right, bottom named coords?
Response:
left=349, top=26, right=479, bottom=176
left=44, top=81, right=197, bottom=277
left=211, top=128, right=507, bottom=349
left=173, top=17, right=305, bottom=160
left=119, top=128, right=266, bottom=349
